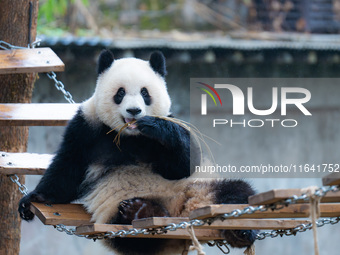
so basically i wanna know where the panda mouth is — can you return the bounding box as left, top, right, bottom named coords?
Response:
left=123, top=118, right=138, bottom=129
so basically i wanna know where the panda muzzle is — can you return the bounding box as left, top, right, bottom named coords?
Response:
left=124, top=118, right=138, bottom=129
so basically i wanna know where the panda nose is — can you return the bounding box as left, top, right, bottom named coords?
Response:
left=126, top=108, right=142, bottom=116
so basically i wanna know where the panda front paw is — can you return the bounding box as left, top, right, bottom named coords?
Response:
left=18, top=192, right=47, bottom=221
left=137, top=116, right=185, bottom=149
left=116, top=198, right=169, bottom=224
left=222, top=229, right=258, bottom=248
left=136, top=116, right=159, bottom=134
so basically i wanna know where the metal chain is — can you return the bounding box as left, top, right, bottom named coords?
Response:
left=0, top=39, right=41, bottom=50
left=256, top=216, right=340, bottom=240
left=0, top=40, right=26, bottom=50
left=46, top=71, right=75, bottom=104
left=208, top=240, right=230, bottom=254
left=9, top=175, right=28, bottom=196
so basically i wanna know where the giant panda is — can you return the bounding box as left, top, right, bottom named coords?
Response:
left=19, top=50, right=257, bottom=255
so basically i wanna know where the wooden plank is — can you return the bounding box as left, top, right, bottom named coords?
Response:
left=0, top=152, right=52, bottom=175
left=133, top=217, right=311, bottom=230
left=194, top=219, right=311, bottom=230
left=0, top=103, right=79, bottom=126
left=323, top=172, right=340, bottom=186
left=132, top=217, right=188, bottom=228
left=189, top=203, right=340, bottom=220
left=30, top=202, right=92, bottom=226
left=75, top=224, right=224, bottom=240
left=248, top=189, right=302, bottom=205
left=0, top=48, right=64, bottom=74
left=248, top=189, right=340, bottom=205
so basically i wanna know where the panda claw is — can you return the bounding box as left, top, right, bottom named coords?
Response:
left=119, top=201, right=129, bottom=207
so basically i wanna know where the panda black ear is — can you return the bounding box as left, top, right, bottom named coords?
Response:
left=149, top=51, right=167, bottom=77
left=97, top=50, right=114, bottom=75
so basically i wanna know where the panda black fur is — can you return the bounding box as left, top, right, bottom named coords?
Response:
left=19, top=50, right=257, bottom=255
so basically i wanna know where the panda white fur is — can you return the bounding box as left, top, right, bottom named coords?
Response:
left=19, top=50, right=256, bottom=255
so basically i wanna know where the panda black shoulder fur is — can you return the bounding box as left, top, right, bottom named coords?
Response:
left=19, top=50, right=257, bottom=255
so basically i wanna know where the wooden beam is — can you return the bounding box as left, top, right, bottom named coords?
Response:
left=0, top=48, right=64, bottom=74
left=189, top=203, right=340, bottom=220
left=0, top=103, right=79, bottom=126
left=194, top=219, right=311, bottom=230
left=0, top=152, right=52, bottom=175
left=248, top=189, right=340, bottom=205
left=75, top=223, right=224, bottom=240
left=132, top=217, right=189, bottom=228
left=132, top=217, right=311, bottom=230
left=30, top=202, right=92, bottom=226
left=323, top=172, right=340, bottom=186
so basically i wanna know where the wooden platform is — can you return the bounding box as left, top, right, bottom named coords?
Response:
left=189, top=203, right=340, bottom=220
left=30, top=202, right=91, bottom=225
left=249, top=188, right=340, bottom=205
left=29, top=200, right=339, bottom=240
left=0, top=48, right=64, bottom=74
left=0, top=152, right=52, bottom=175
left=323, top=173, right=340, bottom=186
left=132, top=217, right=311, bottom=230
left=0, top=103, right=79, bottom=126
left=75, top=224, right=224, bottom=240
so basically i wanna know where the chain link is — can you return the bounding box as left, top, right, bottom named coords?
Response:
left=256, top=217, right=340, bottom=240
left=29, top=39, right=41, bottom=48
left=46, top=71, right=75, bottom=104
left=208, top=240, right=230, bottom=254
left=0, top=40, right=26, bottom=50
left=9, top=175, right=28, bottom=196
left=0, top=39, right=41, bottom=50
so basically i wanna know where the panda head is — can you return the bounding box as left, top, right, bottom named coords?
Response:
left=90, top=50, right=171, bottom=135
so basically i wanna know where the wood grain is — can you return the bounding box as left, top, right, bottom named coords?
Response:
left=0, top=48, right=64, bottom=74
left=189, top=203, right=340, bottom=220
left=30, top=202, right=92, bottom=226
left=133, top=216, right=311, bottom=230
left=194, top=219, right=311, bottom=230
left=0, top=151, right=53, bottom=175
left=132, top=217, right=189, bottom=228
left=323, top=172, right=340, bottom=186
left=248, top=189, right=340, bottom=205
left=75, top=223, right=224, bottom=240
left=0, top=103, right=79, bottom=126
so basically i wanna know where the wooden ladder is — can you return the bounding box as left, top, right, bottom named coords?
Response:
left=1, top=47, right=340, bottom=242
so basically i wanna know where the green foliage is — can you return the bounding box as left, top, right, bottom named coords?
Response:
left=39, top=0, right=89, bottom=23
left=39, top=0, right=67, bottom=22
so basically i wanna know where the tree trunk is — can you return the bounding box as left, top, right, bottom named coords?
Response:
left=0, top=1, right=39, bottom=255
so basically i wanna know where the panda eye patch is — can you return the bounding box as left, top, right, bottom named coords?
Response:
left=141, top=87, right=151, bottom=105
left=114, top=87, right=126, bottom=104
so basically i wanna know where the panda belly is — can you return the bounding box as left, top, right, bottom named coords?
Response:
left=82, top=163, right=215, bottom=224
left=82, top=163, right=178, bottom=223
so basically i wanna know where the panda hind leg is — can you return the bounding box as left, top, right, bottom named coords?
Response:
left=116, top=197, right=170, bottom=224
left=213, top=179, right=258, bottom=248
left=107, top=197, right=178, bottom=255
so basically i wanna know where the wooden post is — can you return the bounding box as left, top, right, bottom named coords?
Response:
left=0, top=1, right=39, bottom=255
